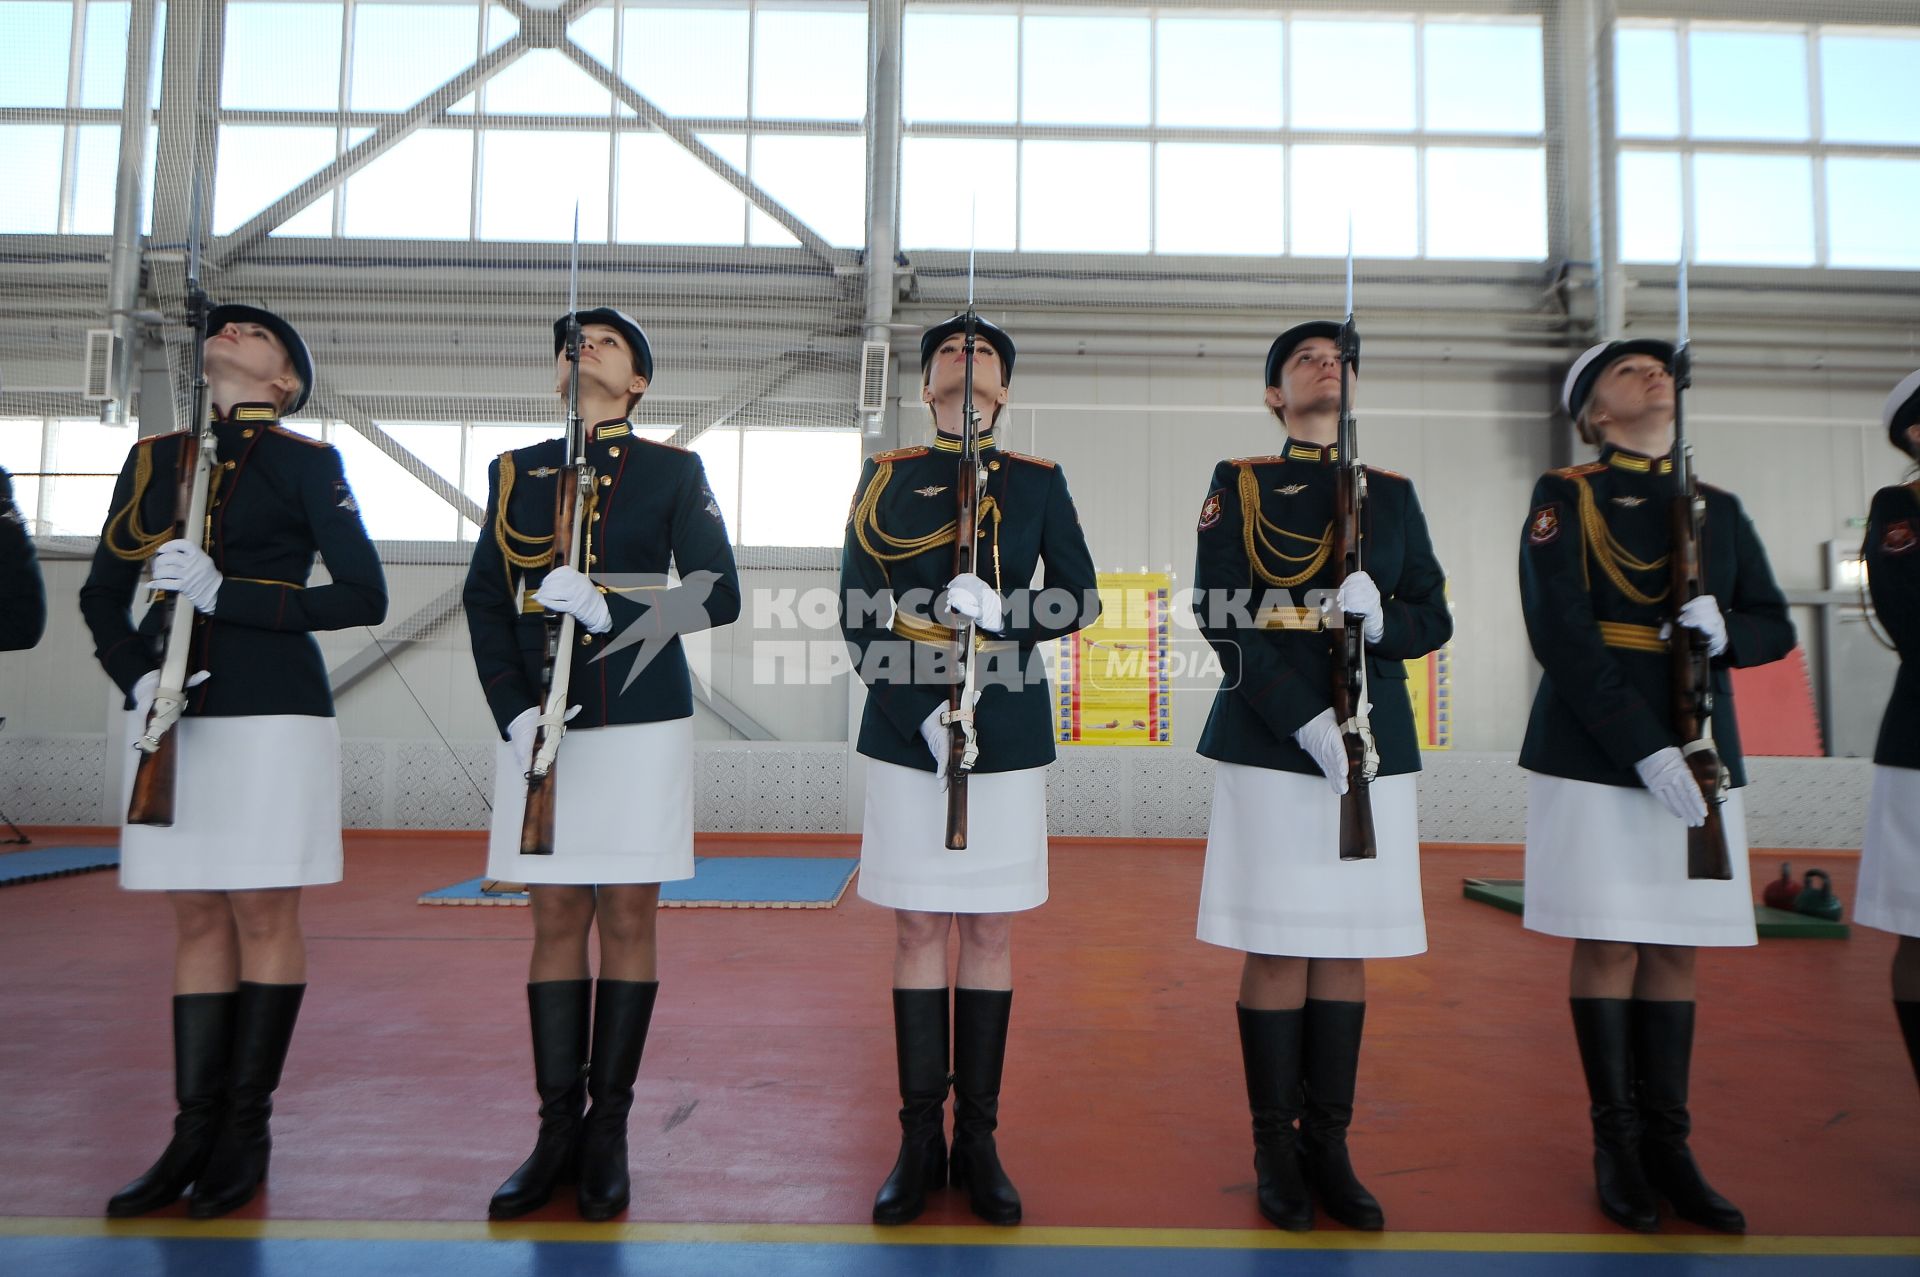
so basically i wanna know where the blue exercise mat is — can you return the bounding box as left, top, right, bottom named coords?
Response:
left=0, top=845, right=120, bottom=887
left=419, top=856, right=858, bottom=909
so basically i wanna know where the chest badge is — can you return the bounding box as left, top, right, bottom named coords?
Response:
left=914, top=484, right=948, bottom=498
left=1610, top=495, right=1648, bottom=508
left=1884, top=519, right=1917, bottom=555
left=528, top=466, right=559, bottom=478
left=1276, top=484, right=1307, bottom=496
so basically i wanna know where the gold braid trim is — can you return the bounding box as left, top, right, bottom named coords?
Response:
left=102, top=444, right=173, bottom=562
left=492, top=452, right=600, bottom=594
left=1572, top=475, right=1668, bottom=605
left=851, top=461, right=1003, bottom=586
left=1236, top=464, right=1331, bottom=589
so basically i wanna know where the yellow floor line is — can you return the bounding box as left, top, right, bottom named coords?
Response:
left=1, top=1217, right=1917, bottom=1254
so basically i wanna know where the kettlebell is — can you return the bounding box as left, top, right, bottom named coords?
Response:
left=1792, top=868, right=1843, bottom=922
left=1761, top=863, right=1800, bottom=911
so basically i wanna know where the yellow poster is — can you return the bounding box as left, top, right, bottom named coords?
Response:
left=1056, top=572, right=1172, bottom=746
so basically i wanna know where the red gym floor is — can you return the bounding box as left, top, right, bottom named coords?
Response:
left=0, top=834, right=1914, bottom=1261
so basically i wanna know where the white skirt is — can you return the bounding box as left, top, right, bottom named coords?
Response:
left=858, top=760, right=1048, bottom=914
left=118, top=713, right=343, bottom=892
left=1197, top=764, right=1426, bottom=959
left=486, top=718, right=695, bottom=885
left=1523, top=772, right=1756, bottom=946
left=1857, top=765, right=1920, bottom=938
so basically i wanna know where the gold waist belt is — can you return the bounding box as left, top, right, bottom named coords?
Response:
left=891, top=614, right=1016, bottom=653
left=1597, top=620, right=1666, bottom=653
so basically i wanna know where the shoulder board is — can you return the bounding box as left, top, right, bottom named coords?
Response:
left=635, top=436, right=688, bottom=454
left=1228, top=454, right=1287, bottom=467
left=1000, top=450, right=1055, bottom=469
left=1365, top=465, right=1406, bottom=481
left=1549, top=461, right=1606, bottom=479
left=873, top=446, right=928, bottom=463
left=134, top=430, right=189, bottom=447
left=268, top=425, right=328, bottom=448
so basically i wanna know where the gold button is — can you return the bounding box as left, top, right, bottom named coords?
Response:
left=591, top=512, right=601, bottom=522
left=599, top=475, right=612, bottom=487
left=989, top=461, right=1000, bottom=471
left=579, top=633, right=593, bottom=645
left=242, top=429, right=255, bottom=438
left=608, top=446, right=621, bottom=457
left=587, top=554, right=598, bottom=565
left=224, top=460, right=236, bottom=470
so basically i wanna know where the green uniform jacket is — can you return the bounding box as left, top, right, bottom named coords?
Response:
left=462, top=421, right=742, bottom=738
left=1194, top=439, right=1452, bottom=776
left=1517, top=445, right=1795, bottom=789
left=79, top=406, right=389, bottom=715
left=838, top=435, right=1101, bottom=774
left=0, top=466, right=45, bottom=651
left=1865, top=481, right=1920, bottom=770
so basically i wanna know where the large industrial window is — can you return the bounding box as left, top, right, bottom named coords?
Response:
left=1616, top=20, right=1920, bottom=269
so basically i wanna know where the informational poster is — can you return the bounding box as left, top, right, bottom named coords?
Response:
left=1056, top=572, right=1172, bottom=746
left=1406, top=643, right=1452, bottom=750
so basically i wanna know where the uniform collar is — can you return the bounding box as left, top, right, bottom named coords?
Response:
left=588, top=419, right=631, bottom=442
left=1282, top=437, right=1339, bottom=463
left=1601, top=444, right=1674, bottom=475
left=215, top=403, right=281, bottom=424
left=931, top=432, right=997, bottom=454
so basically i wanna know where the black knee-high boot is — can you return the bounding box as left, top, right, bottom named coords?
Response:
left=1569, top=998, right=1658, bottom=1232
left=576, top=979, right=658, bottom=1221
left=189, top=982, right=306, bottom=1218
left=872, top=987, right=949, bottom=1225
left=1236, top=1004, right=1314, bottom=1231
left=490, top=979, right=592, bottom=1219
left=1299, top=999, right=1385, bottom=1230
left=107, top=992, right=236, bottom=1217
left=949, top=988, right=1020, bottom=1226
left=1896, top=1002, right=1920, bottom=1093
left=1631, top=999, right=1745, bottom=1233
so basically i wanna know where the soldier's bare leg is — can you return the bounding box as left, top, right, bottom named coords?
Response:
left=1569, top=938, right=1638, bottom=997
left=226, top=887, right=305, bottom=984
left=893, top=909, right=951, bottom=988
left=955, top=912, right=1011, bottom=990
left=1306, top=957, right=1364, bottom=1001
left=1240, top=953, right=1308, bottom=1009
left=528, top=884, right=594, bottom=981
left=170, top=890, right=239, bottom=993
left=1629, top=943, right=1695, bottom=1001
left=594, top=883, right=660, bottom=982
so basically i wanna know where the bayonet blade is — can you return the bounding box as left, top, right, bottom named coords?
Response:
left=567, top=200, right=580, bottom=322
left=1676, top=229, right=1690, bottom=352
left=1344, top=214, right=1354, bottom=320
left=966, top=194, right=977, bottom=313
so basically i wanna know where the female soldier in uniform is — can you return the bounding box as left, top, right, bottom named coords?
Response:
left=1193, top=323, right=1450, bottom=1232
left=839, top=316, right=1099, bottom=1226
left=81, top=305, right=388, bottom=1218
left=1857, top=369, right=1920, bottom=1093
left=1520, top=340, right=1793, bottom=1233
left=0, top=464, right=45, bottom=650
left=465, top=308, right=740, bottom=1221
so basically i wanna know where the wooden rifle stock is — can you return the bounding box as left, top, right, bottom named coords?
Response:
left=944, top=327, right=982, bottom=852
left=1331, top=461, right=1376, bottom=862
left=128, top=433, right=211, bottom=828
left=1668, top=479, right=1732, bottom=881
left=519, top=468, right=583, bottom=856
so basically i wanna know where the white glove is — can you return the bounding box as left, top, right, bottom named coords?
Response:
left=507, top=704, right=582, bottom=775
left=1676, top=595, right=1728, bottom=658
left=1332, top=571, right=1386, bottom=644
left=943, top=572, right=1006, bottom=634
left=1292, top=706, right=1350, bottom=796
left=533, top=566, right=612, bottom=635
left=1634, top=747, right=1708, bottom=827
left=919, top=692, right=981, bottom=780
left=149, top=539, right=222, bottom=615
left=131, top=668, right=210, bottom=716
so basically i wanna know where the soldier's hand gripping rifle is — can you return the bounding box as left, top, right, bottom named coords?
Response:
left=942, top=295, right=985, bottom=851
left=1668, top=255, right=1733, bottom=880
left=1330, top=235, right=1379, bottom=861
left=521, top=211, right=593, bottom=856
left=128, top=195, right=217, bottom=828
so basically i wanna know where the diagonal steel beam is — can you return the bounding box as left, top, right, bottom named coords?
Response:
left=329, top=583, right=465, bottom=695
left=309, top=390, right=484, bottom=526
left=667, top=353, right=803, bottom=448
left=692, top=682, right=775, bottom=741
left=554, top=40, right=844, bottom=268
